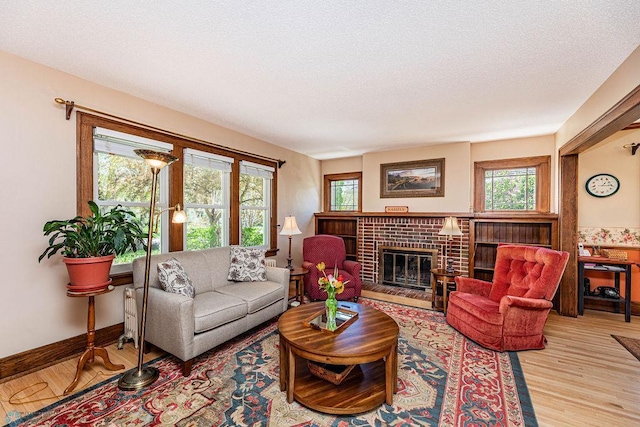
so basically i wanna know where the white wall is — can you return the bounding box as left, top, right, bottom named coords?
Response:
left=0, top=50, right=320, bottom=358
left=321, top=137, right=559, bottom=214
left=578, top=128, right=640, bottom=228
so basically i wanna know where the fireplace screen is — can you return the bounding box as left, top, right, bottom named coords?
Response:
left=380, top=247, right=437, bottom=290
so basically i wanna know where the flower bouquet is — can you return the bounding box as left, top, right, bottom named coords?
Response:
left=316, top=262, right=349, bottom=331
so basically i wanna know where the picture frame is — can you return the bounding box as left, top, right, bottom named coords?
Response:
left=380, top=158, right=445, bottom=198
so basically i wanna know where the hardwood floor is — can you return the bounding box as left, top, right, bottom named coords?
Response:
left=1, top=292, right=639, bottom=426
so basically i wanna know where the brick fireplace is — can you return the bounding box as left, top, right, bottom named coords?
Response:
left=358, top=216, right=470, bottom=286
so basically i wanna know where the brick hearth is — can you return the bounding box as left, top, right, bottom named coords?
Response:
left=357, top=216, right=470, bottom=285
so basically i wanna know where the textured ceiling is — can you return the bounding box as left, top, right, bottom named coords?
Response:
left=2, top=1, right=640, bottom=159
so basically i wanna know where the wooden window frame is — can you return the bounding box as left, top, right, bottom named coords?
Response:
left=77, top=112, right=278, bottom=284
left=474, top=155, right=550, bottom=214
left=323, top=172, right=362, bottom=212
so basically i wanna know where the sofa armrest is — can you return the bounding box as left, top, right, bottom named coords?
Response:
left=455, top=276, right=492, bottom=297
left=135, top=287, right=195, bottom=361
left=266, top=266, right=290, bottom=312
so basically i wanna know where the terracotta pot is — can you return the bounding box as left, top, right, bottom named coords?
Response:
left=63, top=255, right=115, bottom=292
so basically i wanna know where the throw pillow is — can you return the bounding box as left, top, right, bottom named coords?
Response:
left=157, top=258, right=196, bottom=298
left=228, top=246, right=267, bottom=282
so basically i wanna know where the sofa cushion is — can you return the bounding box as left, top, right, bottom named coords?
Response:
left=157, top=258, right=196, bottom=298
left=193, top=292, right=247, bottom=334
left=215, top=281, right=284, bottom=314
left=227, top=246, right=267, bottom=282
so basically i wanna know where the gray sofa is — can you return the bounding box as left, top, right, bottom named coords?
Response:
left=133, top=246, right=290, bottom=376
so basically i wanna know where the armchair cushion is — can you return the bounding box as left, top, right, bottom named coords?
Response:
left=227, top=246, right=267, bottom=282
left=157, top=258, right=196, bottom=298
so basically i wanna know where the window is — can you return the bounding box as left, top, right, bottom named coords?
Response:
left=474, top=156, right=550, bottom=213
left=183, top=149, right=232, bottom=250
left=77, top=113, right=278, bottom=282
left=324, top=172, right=362, bottom=212
left=93, top=127, right=172, bottom=269
left=240, top=161, right=274, bottom=248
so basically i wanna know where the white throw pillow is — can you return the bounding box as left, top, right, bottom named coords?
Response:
left=227, top=246, right=267, bottom=282
left=157, top=257, right=196, bottom=298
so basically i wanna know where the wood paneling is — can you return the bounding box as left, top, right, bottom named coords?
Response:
left=469, top=215, right=558, bottom=282
left=559, top=155, right=578, bottom=317
left=0, top=324, right=123, bottom=381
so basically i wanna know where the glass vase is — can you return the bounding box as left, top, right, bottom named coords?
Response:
left=325, top=294, right=338, bottom=331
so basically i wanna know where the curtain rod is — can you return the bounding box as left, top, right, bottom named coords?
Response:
left=54, top=98, right=286, bottom=168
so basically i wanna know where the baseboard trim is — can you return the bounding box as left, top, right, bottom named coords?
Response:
left=584, top=300, right=640, bottom=317
left=0, top=323, right=124, bottom=382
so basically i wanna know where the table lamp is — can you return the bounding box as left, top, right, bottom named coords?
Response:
left=118, top=149, right=178, bottom=391
left=280, top=216, right=301, bottom=270
left=438, top=216, right=462, bottom=273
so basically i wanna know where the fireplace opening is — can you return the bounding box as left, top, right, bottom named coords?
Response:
left=379, top=246, right=438, bottom=290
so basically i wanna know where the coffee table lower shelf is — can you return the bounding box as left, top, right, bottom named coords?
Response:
left=293, top=359, right=386, bottom=415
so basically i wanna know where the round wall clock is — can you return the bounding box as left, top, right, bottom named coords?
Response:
left=585, top=173, right=620, bottom=198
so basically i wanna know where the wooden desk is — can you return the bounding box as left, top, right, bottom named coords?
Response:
left=578, top=256, right=638, bottom=322
left=431, top=269, right=461, bottom=314
left=64, top=285, right=125, bottom=394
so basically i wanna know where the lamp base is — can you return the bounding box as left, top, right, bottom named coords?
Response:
left=445, top=257, right=455, bottom=274
left=286, top=257, right=294, bottom=270
left=117, top=366, right=159, bottom=391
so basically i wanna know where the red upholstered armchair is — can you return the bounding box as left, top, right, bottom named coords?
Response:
left=446, top=245, right=569, bottom=352
left=302, top=235, right=363, bottom=301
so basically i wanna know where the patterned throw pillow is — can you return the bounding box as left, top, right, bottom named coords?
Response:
left=157, top=258, right=196, bottom=298
left=227, top=246, right=267, bottom=282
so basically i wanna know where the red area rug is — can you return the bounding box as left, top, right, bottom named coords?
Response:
left=6, top=298, right=537, bottom=426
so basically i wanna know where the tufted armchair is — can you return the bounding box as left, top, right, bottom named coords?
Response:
left=302, top=235, right=363, bottom=301
left=446, top=245, right=569, bottom=351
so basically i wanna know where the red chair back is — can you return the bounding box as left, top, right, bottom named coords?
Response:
left=302, top=235, right=346, bottom=269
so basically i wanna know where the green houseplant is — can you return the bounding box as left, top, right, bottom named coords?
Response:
left=39, top=201, right=147, bottom=291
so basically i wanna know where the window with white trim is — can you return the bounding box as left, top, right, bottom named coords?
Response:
left=240, top=161, right=273, bottom=248
left=93, top=127, right=172, bottom=268
left=183, top=148, right=232, bottom=250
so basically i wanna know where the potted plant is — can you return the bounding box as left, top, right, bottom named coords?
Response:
left=39, top=201, right=147, bottom=291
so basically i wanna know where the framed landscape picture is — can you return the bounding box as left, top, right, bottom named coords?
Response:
left=380, top=158, right=445, bottom=198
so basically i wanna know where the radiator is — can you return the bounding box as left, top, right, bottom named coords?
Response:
left=118, top=287, right=139, bottom=349
left=265, top=258, right=277, bottom=267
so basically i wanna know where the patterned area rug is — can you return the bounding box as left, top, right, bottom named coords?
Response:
left=612, top=335, right=640, bottom=361
left=5, top=298, right=537, bottom=426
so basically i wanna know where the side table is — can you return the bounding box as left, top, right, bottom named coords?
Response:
left=431, top=269, right=461, bottom=314
left=288, top=267, right=309, bottom=306
left=64, top=284, right=125, bottom=395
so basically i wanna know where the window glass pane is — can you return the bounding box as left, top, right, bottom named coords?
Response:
left=96, top=156, right=164, bottom=266
left=185, top=207, right=226, bottom=250
left=97, top=153, right=152, bottom=202
left=183, top=151, right=229, bottom=249
left=240, top=174, right=265, bottom=207
left=241, top=209, right=265, bottom=246
left=184, top=163, right=224, bottom=206
left=330, top=179, right=358, bottom=211
left=485, top=168, right=537, bottom=211
left=240, top=172, right=270, bottom=247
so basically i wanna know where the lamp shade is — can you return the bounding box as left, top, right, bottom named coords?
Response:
left=171, top=205, right=187, bottom=224
left=134, top=149, right=178, bottom=170
left=438, top=216, right=462, bottom=236
left=279, top=216, right=301, bottom=236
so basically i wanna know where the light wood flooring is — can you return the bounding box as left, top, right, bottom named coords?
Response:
left=1, top=290, right=639, bottom=426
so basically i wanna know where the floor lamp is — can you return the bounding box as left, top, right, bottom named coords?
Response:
left=438, top=216, right=462, bottom=273
left=118, top=149, right=178, bottom=391
left=279, top=216, right=301, bottom=270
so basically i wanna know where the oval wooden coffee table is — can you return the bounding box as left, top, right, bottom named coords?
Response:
left=278, top=301, right=399, bottom=415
